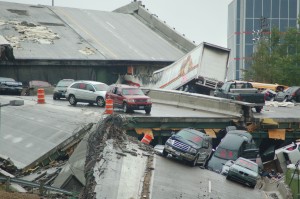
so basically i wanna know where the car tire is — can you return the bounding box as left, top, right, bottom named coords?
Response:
left=255, top=107, right=262, bottom=113
left=69, top=95, right=77, bottom=106
left=123, top=103, right=129, bottom=113
left=162, top=149, right=168, bottom=157
left=226, top=175, right=231, bottom=180
left=250, top=184, right=256, bottom=189
left=189, top=155, right=199, bottom=167
left=96, top=97, right=105, bottom=107
left=53, top=95, right=57, bottom=100
left=145, top=107, right=151, bottom=114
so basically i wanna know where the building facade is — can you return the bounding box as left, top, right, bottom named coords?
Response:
left=227, top=0, right=299, bottom=80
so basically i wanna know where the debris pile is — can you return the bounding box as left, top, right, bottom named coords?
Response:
left=4, top=20, right=60, bottom=48
left=80, top=114, right=155, bottom=199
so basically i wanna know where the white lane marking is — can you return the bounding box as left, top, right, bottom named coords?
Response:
left=208, top=180, right=211, bottom=193
left=106, top=21, right=115, bottom=29
left=12, top=137, right=23, bottom=143
left=25, top=143, right=33, bottom=148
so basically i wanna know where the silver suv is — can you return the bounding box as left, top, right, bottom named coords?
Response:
left=65, top=80, right=109, bottom=107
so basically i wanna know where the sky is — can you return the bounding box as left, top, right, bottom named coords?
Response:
left=3, top=0, right=233, bottom=48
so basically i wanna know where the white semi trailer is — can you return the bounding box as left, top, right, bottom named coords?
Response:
left=122, top=42, right=230, bottom=95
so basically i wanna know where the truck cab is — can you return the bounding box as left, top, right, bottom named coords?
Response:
left=214, top=81, right=265, bottom=113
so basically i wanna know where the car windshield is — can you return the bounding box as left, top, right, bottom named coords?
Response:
left=214, top=147, right=238, bottom=160
left=176, top=129, right=203, bottom=145
left=57, top=80, right=74, bottom=87
left=122, top=88, right=144, bottom=95
left=94, top=83, right=109, bottom=91
left=235, top=158, right=258, bottom=172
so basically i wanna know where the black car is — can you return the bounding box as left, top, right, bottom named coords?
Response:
left=53, top=79, right=75, bottom=100
left=274, top=86, right=300, bottom=102
left=207, top=132, right=259, bottom=173
left=0, top=77, right=23, bottom=95
left=163, top=128, right=212, bottom=167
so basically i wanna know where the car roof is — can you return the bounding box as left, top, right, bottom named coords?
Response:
left=236, top=157, right=258, bottom=165
left=180, top=128, right=206, bottom=137
left=218, top=134, right=247, bottom=150
left=73, top=80, right=106, bottom=85
left=110, top=84, right=139, bottom=88
left=227, top=130, right=252, bottom=141
left=59, top=79, right=74, bottom=81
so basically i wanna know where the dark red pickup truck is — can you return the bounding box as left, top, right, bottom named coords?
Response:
left=106, top=84, right=152, bottom=114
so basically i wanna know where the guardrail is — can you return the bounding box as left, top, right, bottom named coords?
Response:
left=143, top=88, right=253, bottom=117
left=0, top=177, right=75, bottom=196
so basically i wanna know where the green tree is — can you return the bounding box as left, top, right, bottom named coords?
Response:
left=244, top=25, right=300, bottom=86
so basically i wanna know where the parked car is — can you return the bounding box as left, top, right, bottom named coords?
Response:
left=53, top=79, right=75, bottom=100
left=162, top=128, right=212, bottom=167
left=23, top=80, right=53, bottom=96
left=0, top=77, right=23, bottom=95
left=207, top=132, right=259, bottom=173
left=274, top=86, right=300, bottom=102
left=65, top=80, right=109, bottom=107
left=226, top=157, right=260, bottom=188
left=106, top=84, right=152, bottom=114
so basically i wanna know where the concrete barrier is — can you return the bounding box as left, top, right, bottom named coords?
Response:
left=143, top=88, right=247, bottom=117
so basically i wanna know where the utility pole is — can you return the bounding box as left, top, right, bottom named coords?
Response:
left=52, top=0, right=54, bottom=6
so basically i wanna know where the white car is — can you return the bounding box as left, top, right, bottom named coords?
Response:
left=65, top=80, right=109, bottom=107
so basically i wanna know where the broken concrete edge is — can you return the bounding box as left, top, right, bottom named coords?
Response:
left=258, top=177, right=293, bottom=199
left=113, top=1, right=196, bottom=53
left=139, top=155, right=154, bottom=199
left=22, top=122, right=94, bottom=173
left=79, top=114, right=155, bottom=199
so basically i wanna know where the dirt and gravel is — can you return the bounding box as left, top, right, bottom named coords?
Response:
left=0, top=114, right=155, bottom=199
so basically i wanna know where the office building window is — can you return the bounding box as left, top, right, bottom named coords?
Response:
left=289, top=19, right=297, bottom=27
left=272, top=0, right=280, bottom=18
left=280, top=0, right=288, bottom=18
left=271, top=19, right=280, bottom=29
left=245, top=45, right=254, bottom=57
left=237, top=0, right=240, bottom=19
left=254, top=0, right=262, bottom=18
left=289, top=0, right=297, bottom=18
left=246, top=0, right=254, bottom=18
left=280, top=19, right=289, bottom=32
left=263, top=0, right=271, bottom=18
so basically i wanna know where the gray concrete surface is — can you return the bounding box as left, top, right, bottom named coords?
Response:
left=93, top=139, right=149, bottom=199
left=146, top=89, right=245, bottom=117
left=151, top=155, right=266, bottom=199
left=0, top=95, right=101, bottom=169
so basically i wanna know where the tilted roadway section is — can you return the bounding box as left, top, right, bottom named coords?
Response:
left=0, top=95, right=270, bottom=199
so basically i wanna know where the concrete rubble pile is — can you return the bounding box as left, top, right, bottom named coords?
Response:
left=80, top=114, right=155, bottom=199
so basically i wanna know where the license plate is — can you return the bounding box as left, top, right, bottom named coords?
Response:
left=139, top=106, right=144, bottom=109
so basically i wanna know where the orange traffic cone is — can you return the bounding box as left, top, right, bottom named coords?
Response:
left=37, top=88, right=45, bottom=104
left=141, top=134, right=153, bottom=145
left=105, top=99, right=113, bottom=114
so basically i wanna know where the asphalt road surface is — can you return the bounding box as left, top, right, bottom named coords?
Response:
left=151, top=155, right=266, bottom=199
